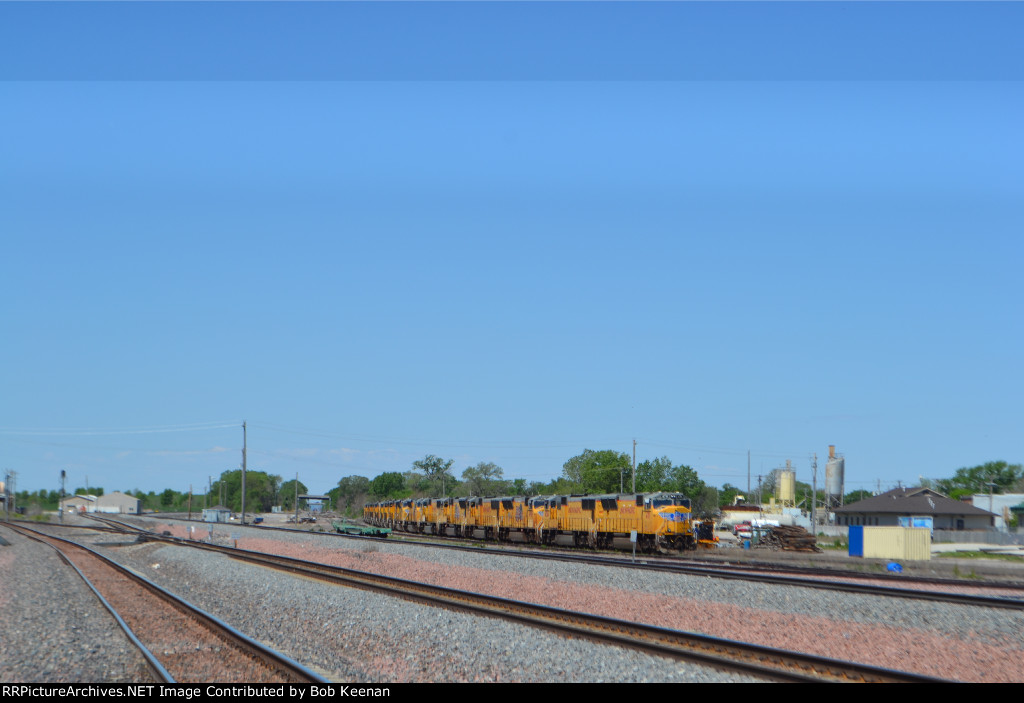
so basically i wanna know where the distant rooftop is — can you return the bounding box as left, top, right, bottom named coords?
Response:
left=835, top=486, right=995, bottom=517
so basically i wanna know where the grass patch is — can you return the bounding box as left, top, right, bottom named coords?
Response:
left=951, top=563, right=982, bottom=580
left=818, top=539, right=847, bottom=551
left=939, top=550, right=1024, bottom=562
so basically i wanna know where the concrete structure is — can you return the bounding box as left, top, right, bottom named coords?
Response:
left=95, top=491, right=141, bottom=515
left=968, top=493, right=1024, bottom=531
left=834, top=486, right=995, bottom=531
left=297, top=494, right=331, bottom=513
left=825, top=445, right=845, bottom=507
left=203, top=506, right=232, bottom=523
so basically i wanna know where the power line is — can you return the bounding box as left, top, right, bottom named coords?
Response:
left=0, top=421, right=237, bottom=437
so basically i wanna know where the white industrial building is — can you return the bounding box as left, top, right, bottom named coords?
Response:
left=969, top=493, right=1024, bottom=531
left=59, top=491, right=141, bottom=515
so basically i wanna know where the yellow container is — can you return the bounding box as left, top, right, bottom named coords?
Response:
left=862, top=526, right=931, bottom=561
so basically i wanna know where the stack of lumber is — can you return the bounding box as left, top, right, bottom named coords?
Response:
left=764, top=525, right=821, bottom=552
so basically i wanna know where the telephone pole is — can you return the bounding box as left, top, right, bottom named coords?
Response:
left=811, top=453, right=818, bottom=529
left=241, top=421, right=247, bottom=525
left=632, top=439, right=636, bottom=493
left=3, top=470, right=11, bottom=521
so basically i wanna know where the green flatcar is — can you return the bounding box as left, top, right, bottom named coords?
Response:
left=332, top=520, right=391, bottom=537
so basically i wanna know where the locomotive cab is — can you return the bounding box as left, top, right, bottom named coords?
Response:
left=643, top=492, right=696, bottom=551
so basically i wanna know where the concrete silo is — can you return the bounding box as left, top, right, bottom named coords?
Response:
left=825, top=445, right=845, bottom=508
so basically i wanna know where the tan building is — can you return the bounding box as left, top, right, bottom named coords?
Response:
left=59, top=495, right=97, bottom=513
left=95, top=491, right=141, bottom=515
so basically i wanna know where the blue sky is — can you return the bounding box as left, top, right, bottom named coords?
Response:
left=1, top=2, right=1021, bottom=498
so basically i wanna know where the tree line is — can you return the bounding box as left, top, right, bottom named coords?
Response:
left=10, top=457, right=1021, bottom=521
left=334, top=450, right=722, bottom=517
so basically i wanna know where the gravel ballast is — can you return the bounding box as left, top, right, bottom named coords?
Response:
left=99, top=540, right=760, bottom=683
left=138, top=519, right=1024, bottom=682
left=0, top=525, right=153, bottom=683
left=11, top=516, right=1024, bottom=682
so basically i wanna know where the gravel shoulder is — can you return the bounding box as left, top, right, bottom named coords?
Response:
left=0, top=524, right=153, bottom=683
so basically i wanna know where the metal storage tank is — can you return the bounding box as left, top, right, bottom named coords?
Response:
left=776, top=464, right=796, bottom=506
left=825, top=445, right=845, bottom=506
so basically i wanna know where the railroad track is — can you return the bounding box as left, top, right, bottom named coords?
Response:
left=118, top=514, right=1024, bottom=610
left=4, top=522, right=329, bottom=684
left=70, top=520, right=946, bottom=683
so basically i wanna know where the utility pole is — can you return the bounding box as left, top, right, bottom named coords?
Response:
left=187, top=484, right=193, bottom=521
left=294, top=472, right=299, bottom=526
left=632, top=439, right=636, bottom=493
left=747, top=450, right=751, bottom=495
left=60, top=470, right=66, bottom=525
left=241, top=421, right=247, bottom=525
left=811, top=453, right=818, bottom=529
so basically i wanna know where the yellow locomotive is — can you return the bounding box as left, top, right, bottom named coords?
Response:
left=364, top=491, right=704, bottom=552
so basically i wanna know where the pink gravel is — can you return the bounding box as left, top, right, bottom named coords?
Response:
left=153, top=524, right=1024, bottom=683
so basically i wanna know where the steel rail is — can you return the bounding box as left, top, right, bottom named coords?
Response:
left=7, top=523, right=330, bottom=684
left=1, top=523, right=174, bottom=684
left=101, top=514, right=1024, bottom=609
left=96, top=514, right=1024, bottom=611
left=132, top=532, right=946, bottom=683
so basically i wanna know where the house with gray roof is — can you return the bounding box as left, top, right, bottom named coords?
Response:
left=834, top=486, right=995, bottom=531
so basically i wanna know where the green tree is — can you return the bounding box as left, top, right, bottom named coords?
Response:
left=160, top=488, right=177, bottom=507
left=562, top=449, right=632, bottom=494
left=665, top=463, right=705, bottom=497
left=718, top=483, right=743, bottom=507
left=370, top=472, right=406, bottom=499
left=334, top=475, right=371, bottom=515
left=691, top=485, right=721, bottom=517
left=634, top=456, right=706, bottom=498
left=634, top=457, right=672, bottom=492
left=843, top=489, right=873, bottom=504
left=461, top=461, right=505, bottom=496
left=412, top=455, right=456, bottom=495
left=934, top=461, right=1023, bottom=496
left=209, top=470, right=282, bottom=513
left=278, top=479, right=309, bottom=511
